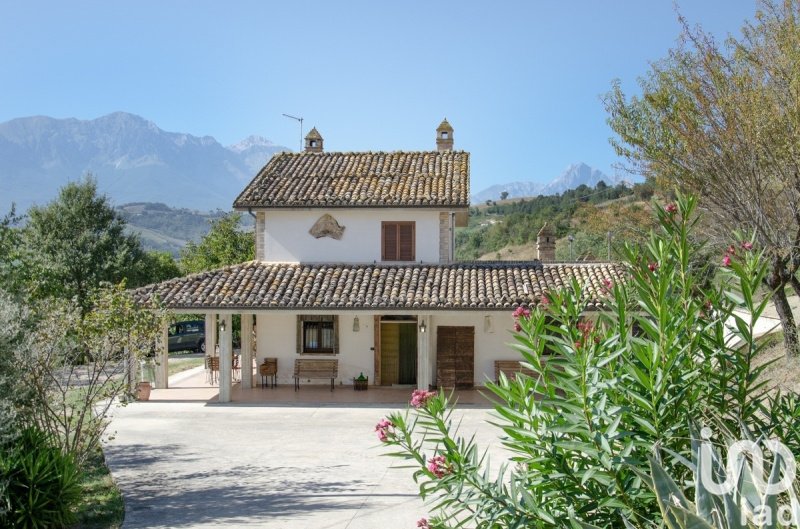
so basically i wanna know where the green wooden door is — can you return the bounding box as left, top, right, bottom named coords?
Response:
left=398, top=323, right=417, bottom=385
left=380, top=322, right=418, bottom=385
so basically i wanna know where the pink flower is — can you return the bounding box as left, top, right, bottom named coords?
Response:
left=540, top=295, right=550, bottom=306
left=727, top=245, right=737, bottom=255
left=741, top=241, right=753, bottom=251
left=427, top=454, right=451, bottom=478
left=648, top=262, right=659, bottom=272
left=722, top=254, right=732, bottom=267
left=375, top=418, right=394, bottom=442
left=602, top=278, right=614, bottom=292
left=665, top=203, right=678, bottom=215
left=513, top=322, right=522, bottom=332
left=417, top=518, right=431, bottom=528
left=410, top=389, right=437, bottom=408
left=512, top=306, right=531, bottom=319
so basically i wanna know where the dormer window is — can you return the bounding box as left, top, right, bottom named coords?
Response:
left=310, top=140, right=317, bottom=147
left=382, top=221, right=415, bottom=261
left=441, top=132, right=448, bottom=139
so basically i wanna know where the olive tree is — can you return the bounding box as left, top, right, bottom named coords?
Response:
left=18, top=283, right=167, bottom=466
left=605, top=0, right=800, bottom=357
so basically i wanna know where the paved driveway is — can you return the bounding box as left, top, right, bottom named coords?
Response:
left=104, top=399, right=503, bottom=528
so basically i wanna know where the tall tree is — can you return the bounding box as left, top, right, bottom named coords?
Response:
left=0, top=206, right=28, bottom=297
left=605, top=0, right=800, bottom=357
left=179, top=212, right=254, bottom=273
left=24, top=177, right=144, bottom=314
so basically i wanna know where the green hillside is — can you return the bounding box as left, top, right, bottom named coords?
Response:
left=118, top=202, right=253, bottom=256
left=458, top=181, right=654, bottom=261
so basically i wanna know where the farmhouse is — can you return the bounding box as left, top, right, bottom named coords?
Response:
left=133, top=120, right=624, bottom=402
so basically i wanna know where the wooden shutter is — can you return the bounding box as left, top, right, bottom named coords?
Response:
left=382, top=223, right=398, bottom=261
left=382, top=221, right=415, bottom=261
left=398, top=223, right=415, bottom=261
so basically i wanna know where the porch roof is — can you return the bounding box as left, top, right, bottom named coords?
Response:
left=131, top=261, right=626, bottom=311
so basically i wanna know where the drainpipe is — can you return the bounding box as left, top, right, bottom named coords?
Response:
left=247, top=207, right=256, bottom=220
left=449, top=212, right=455, bottom=262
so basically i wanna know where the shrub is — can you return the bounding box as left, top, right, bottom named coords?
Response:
left=0, top=427, right=81, bottom=529
left=379, top=195, right=796, bottom=528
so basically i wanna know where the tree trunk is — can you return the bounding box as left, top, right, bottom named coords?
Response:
left=771, top=287, right=800, bottom=358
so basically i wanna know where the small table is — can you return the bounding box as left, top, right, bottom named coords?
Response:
left=353, top=376, right=368, bottom=391
left=259, top=358, right=277, bottom=388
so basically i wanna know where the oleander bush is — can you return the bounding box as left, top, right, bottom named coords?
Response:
left=379, top=195, right=799, bottom=529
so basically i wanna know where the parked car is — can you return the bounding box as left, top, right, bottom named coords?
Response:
left=168, top=320, right=205, bottom=353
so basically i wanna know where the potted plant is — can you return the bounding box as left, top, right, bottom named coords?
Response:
left=135, top=380, right=151, bottom=401
left=354, top=372, right=368, bottom=391
left=136, top=357, right=156, bottom=401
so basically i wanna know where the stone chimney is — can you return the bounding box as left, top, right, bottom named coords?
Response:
left=537, top=223, right=556, bottom=261
left=304, top=127, right=323, bottom=153
left=436, top=118, right=454, bottom=152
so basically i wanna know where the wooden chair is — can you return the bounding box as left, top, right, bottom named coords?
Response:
left=207, top=356, right=220, bottom=385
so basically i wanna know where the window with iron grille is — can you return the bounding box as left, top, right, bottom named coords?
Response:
left=297, top=315, right=338, bottom=354
left=382, top=221, right=415, bottom=261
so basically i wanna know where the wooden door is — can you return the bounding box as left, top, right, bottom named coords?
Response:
left=380, top=323, right=400, bottom=385
left=398, top=323, right=417, bottom=384
left=380, top=321, right=418, bottom=385
left=436, top=326, right=474, bottom=388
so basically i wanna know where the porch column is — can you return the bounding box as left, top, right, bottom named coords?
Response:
left=240, top=313, right=254, bottom=389
left=205, top=313, right=216, bottom=358
left=155, top=321, right=169, bottom=389
left=219, top=313, right=233, bottom=403
left=417, top=315, right=431, bottom=390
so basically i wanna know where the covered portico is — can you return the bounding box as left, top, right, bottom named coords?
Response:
left=153, top=308, right=436, bottom=403
left=137, top=260, right=625, bottom=403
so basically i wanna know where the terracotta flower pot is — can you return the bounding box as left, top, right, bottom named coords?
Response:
left=136, top=381, right=152, bottom=401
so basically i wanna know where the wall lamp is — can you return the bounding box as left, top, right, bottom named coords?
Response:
left=353, top=316, right=360, bottom=332
left=419, top=320, right=427, bottom=333
left=220, top=319, right=226, bottom=333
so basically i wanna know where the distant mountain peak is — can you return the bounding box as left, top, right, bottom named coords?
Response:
left=471, top=162, right=629, bottom=204
left=228, top=135, right=279, bottom=153
left=0, top=112, right=291, bottom=211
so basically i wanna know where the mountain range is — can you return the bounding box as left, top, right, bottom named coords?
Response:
left=0, top=113, right=633, bottom=214
left=0, top=112, right=289, bottom=212
left=470, top=162, right=632, bottom=204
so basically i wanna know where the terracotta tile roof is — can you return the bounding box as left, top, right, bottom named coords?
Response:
left=131, top=261, right=626, bottom=311
left=233, top=151, right=470, bottom=209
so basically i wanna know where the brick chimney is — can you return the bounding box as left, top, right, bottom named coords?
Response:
left=436, top=119, right=454, bottom=152
left=537, top=223, right=556, bottom=261
left=304, top=127, right=323, bottom=153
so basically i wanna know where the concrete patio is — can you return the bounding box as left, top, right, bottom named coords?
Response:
left=104, top=369, right=504, bottom=528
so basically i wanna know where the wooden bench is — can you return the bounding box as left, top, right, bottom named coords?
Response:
left=294, top=359, right=338, bottom=391
left=494, top=360, right=537, bottom=383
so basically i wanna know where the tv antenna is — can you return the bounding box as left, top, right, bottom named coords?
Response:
left=282, top=113, right=304, bottom=151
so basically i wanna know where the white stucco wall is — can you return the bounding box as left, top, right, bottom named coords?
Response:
left=254, top=312, right=375, bottom=386
left=261, top=209, right=442, bottom=263
left=252, top=309, right=520, bottom=388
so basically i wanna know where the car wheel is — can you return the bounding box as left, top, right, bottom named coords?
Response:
left=198, top=339, right=205, bottom=354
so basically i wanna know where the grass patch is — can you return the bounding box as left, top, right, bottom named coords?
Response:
left=168, top=357, right=205, bottom=377
left=71, top=450, right=123, bottom=528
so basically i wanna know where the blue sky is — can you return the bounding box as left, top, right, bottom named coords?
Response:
left=1, top=1, right=758, bottom=194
